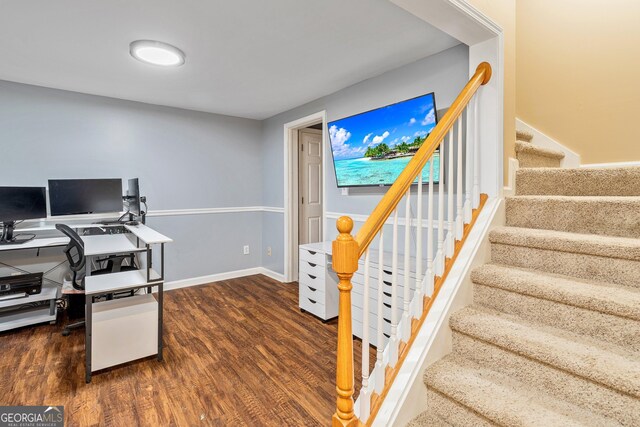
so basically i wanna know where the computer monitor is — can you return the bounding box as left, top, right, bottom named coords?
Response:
left=48, top=179, right=123, bottom=216
left=125, top=178, right=141, bottom=217
left=0, top=186, right=47, bottom=244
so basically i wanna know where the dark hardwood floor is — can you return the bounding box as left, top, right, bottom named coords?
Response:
left=0, top=275, right=374, bottom=426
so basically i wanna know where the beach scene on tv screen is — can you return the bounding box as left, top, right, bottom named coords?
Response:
left=329, top=93, right=440, bottom=187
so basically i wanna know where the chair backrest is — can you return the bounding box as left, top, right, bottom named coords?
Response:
left=56, top=224, right=85, bottom=289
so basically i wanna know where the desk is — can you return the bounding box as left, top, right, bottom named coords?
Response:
left=0, top=221, right=172, bottom=382
left=0, top=238, right=69, bottom=331
left=0, top=237, right=68, bottom=252
left=82, top=224, right=171, bottom=383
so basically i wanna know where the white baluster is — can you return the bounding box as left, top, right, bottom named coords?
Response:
left=437, top=142, right=445, bottom=276
left=401, top=191, right=411, bottom=342
left=464, top=105, right=473, bottom=223
left=456, top=118, right=464, bottom=239
left=446, top=129, right=455, bottom=257
left=473, top=95, right=480, bottom=208
left=388, top=209, right=399, bottom=367
left=374, top=230, right=385, bottom=394
left=424, top=156, right=435, bottom=297
left=414, top=172, right=424, bottom=318
left=360, top=248, right=371, bottom=420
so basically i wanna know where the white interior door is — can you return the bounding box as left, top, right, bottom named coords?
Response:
left=298, top=128, right=323, bottom=245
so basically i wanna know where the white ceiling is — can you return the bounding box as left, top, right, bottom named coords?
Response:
left=0, top=0, right=460, bottom=120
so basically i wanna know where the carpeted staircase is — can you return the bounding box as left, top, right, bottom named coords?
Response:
left=408, top=137, right=640, bottom=426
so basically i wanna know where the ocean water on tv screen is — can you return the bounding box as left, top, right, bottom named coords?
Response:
left=334, top=152, right=440, bottom=187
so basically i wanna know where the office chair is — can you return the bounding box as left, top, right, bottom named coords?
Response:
left=56, top=224, right=139, bottom=336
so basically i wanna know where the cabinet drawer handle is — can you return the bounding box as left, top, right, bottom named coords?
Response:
left=383, top=318, right=391, bottom=324
left=307, top=262, right=317, bottom=267
left=383, top=280, right=392, bottom=286
left=383, top=291, right=391, bottom=298
left=383, top=333, right=390, bottom=338
left=307, top=274, right=317, bottom=280
left=308, top=250, right=317, bottom=255
left=307, top=286, right=317, bottom=292
left=383, top=269, right=392, bottom=275
left=383, top=303, right=391, bottom=308
left=308, top=298, right=317, bottom=304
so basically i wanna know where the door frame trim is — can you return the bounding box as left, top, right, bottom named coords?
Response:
left=283, top=110, right=327, bottom=283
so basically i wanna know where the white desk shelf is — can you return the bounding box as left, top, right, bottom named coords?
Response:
left=82, top=234, right=146, bottom=257
left=0, top=237, right=68, bottom=252
left=125, top=224, right=172, bottom=244
left=0, top=283, right=59, bottom=332
left=85, top=269, right=161, bottom=296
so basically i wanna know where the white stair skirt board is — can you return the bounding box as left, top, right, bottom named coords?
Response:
left=365, top=197, right=502, bottom=427
left=165, top=267, right=286, bottom=291
left=92, top=293, right=158, bottom=372
left=581, top=160, right=640, bottom=169
left=503, top=157, right=520, bottom=197
left=516, top=118, right=581, bottom=168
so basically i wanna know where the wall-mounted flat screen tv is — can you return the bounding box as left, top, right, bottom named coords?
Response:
left=328, top=92, right=440, bottom=187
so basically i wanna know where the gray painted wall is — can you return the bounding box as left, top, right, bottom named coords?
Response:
left=261, top=44, right=469, bottom=274
left=0, top=81, right=263, bottom=282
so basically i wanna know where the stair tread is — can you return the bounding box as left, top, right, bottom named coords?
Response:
left=516, top=167, right=640, bottom=196
left=471, top=264, right=640, bottom=320
left=515, top=141, right=565, bottom=159
left=406, top=410, right=453, bottom=427
left=516, top=129, right=534, bottom=142
left=490, top=226, right=640, bottom=261
left=508, top=194, right=640, bottom=201
left=425, top=356, right=622, bottom=426
left=449, top=306, right=640, bottom=397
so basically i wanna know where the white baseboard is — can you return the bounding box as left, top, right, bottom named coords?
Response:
left=165, top=267, right=286, bottom=291
left=257, top=267, right=287, bottom=282
left=580, top=160, right=640, bottom=169
left=516, top=118, right=580, bottom=168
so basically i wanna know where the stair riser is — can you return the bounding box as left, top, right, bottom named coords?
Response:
left=516, top=169, right=640, bottom=196
left=473, top=284, right=640, bottom=352
left=505, top=197, right=640, bottom=239
left=452, top=332, right=640, bottom=426
left=491, top=243, right=640, bottom=288
left=517, top=151, right=562, bottom=168
left=425, top=388, right=495, bottom=427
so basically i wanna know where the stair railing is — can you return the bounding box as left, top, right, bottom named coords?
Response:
left=332, top=62, right=492, bottom=427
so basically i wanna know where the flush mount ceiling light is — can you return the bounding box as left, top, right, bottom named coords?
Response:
left=129, top=40, right=185, bottom=67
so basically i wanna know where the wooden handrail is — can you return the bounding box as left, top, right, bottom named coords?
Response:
left=354, top=62, right=491, bottom=257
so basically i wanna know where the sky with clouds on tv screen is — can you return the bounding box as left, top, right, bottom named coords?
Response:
left=329, top=93, right=436, bottom=161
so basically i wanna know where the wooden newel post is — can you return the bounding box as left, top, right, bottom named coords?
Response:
left=332, top=216, right=360, bottom=427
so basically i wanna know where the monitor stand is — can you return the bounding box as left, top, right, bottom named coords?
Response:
left=0, top=221, right=35, bottom=245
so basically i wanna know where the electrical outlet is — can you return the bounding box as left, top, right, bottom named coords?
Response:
left=267, top=246, right=272, bottom=256
left=243, top=245, right=250, bottom=255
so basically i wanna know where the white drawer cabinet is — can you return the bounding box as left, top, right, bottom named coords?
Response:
left=299, top=241, right=421, bottom=348
left=299, top=243, right=338, bottom=321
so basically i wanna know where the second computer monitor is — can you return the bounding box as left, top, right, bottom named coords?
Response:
left=48, top=179, right=123, bottom=216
